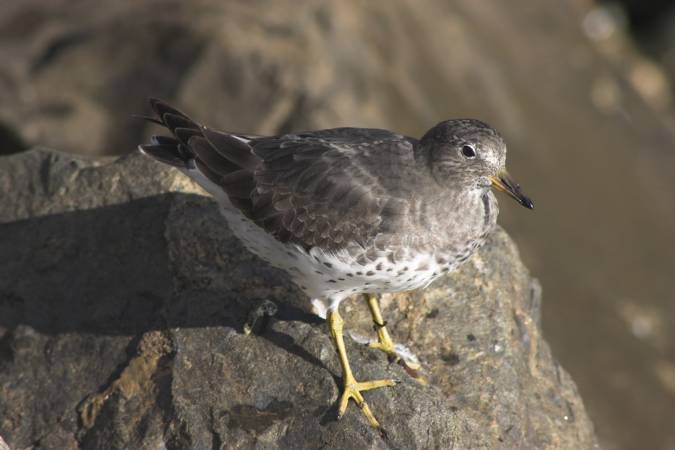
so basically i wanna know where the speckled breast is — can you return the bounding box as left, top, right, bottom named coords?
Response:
left=219, top=188, right=498, bottom=303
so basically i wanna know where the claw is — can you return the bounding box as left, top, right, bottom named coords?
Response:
left=337, top=379, right=396, bottom=427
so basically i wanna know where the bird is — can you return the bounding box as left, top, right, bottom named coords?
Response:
left=138, top=98, right=533, bottom=429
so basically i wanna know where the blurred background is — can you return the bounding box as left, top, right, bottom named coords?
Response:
left=1, top=0, right=673, bottom=448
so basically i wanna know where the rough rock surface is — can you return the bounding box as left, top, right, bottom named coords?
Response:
left=2, top=3, right=675, bottom=447
left=0, top=148, right=597, bottom=449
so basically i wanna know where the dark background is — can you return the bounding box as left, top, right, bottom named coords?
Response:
left=1, top=1, right=674, bottom=448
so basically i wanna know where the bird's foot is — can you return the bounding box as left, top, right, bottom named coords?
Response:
left=369, top=322, right=427, bottom=384
left=337, top=375, right=397, bottom=428
left=368, top=328, right=401, bottom=362
left=364, top=293, right=426, bottom=383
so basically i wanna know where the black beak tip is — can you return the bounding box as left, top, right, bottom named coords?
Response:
left=521, top=196, right=534, bottom=210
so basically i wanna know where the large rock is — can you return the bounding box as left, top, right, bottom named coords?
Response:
left=2, top=3, right=675, bottom=446
left=0, top=148, right=597, bottom=449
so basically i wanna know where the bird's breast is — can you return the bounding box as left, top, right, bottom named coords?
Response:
left=413, top=188, right=498, bottom=253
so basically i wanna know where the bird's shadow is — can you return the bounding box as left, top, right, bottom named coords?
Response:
left=0, top=193, right=329, bottom=373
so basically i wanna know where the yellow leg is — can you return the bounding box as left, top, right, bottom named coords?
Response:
left=365, top=294, right=425, bottom=382
left=365, top=294, right=399, bottom=361
left=327, top=308, right=396, bottom=428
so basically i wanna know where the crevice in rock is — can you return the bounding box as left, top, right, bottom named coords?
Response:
left=0, top=122, right=27, bottom=156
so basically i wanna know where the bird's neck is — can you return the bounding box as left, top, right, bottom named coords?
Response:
left=417, top=185, right=498, bottom=246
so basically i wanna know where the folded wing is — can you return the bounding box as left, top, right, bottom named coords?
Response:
left=139, top=99, right=418, bottom=250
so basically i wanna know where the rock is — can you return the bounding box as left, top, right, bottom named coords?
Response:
left=0, top=148, right=598, bottom=449
left=2, top=3, right=675, bottom=446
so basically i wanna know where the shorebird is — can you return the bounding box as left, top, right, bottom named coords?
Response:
left=139, top=99, right=533, bottom=428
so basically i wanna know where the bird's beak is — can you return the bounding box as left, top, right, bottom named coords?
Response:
left=489, top=171, right=534, bottom=209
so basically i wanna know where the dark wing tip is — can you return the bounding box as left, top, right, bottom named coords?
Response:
left=147, top=97, right=170, bottom=111
left=131, top=113, right=163, bottom=125
left=202, top=126, right=259, bottom=171
left=148, top=98, right=192, bottom=123
left=138, top=144, right=189, bottom=167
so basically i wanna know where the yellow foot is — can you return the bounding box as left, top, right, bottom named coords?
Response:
left=338, top=377, right=397, bottom=428
left=328, top=307, right=399, bottom=428
left=368, top=333, right=401, bottom=363
left=369, top=338, right=427, bottom=384
left=364, top=293, right=426, bottom=383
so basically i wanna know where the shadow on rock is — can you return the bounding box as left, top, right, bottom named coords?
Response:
left=0, top=193, right=317, bottom=337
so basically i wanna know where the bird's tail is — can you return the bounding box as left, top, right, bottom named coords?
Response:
left=136, top=99, right=199, bottom=168
left=137, top=99, right=261, bottom=211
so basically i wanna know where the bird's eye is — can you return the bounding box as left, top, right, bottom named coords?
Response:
left=461, top=145, right=476, bottom=158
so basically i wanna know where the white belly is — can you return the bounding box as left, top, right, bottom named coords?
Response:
left=221, top=207, right=459, bottom=301
left=182, top=167, right=485, bottom=315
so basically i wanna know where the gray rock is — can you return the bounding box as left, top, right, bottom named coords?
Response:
left=2, top=3, right=675, bottom=446
left=0, top=148, right=598, bottom=449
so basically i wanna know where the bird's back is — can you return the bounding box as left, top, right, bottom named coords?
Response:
left=139, top=99, right=497, bottom=304
left=139, top=100, right=430, bottom=252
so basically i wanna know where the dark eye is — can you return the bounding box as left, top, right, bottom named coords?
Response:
left=461, top=145, right=476, bottom=158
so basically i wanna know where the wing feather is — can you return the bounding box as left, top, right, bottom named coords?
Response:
left=140, top=100, right=419, bottom=251
left=248, top=130, right=418, bottom=250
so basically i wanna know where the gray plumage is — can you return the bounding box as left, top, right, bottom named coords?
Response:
left=139, top=99, right=530, bottom=313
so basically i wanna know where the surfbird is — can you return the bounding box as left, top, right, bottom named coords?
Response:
left=138, top=99, right=533, bottom=428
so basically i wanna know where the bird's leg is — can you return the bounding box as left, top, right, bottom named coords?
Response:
left=364, top=293, right=399, bottom=362
left=365, top=294, right=424, bottom=379
left=327, top=308, right=396, bottom=428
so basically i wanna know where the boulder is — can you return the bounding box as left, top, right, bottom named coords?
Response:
left=0, top=149, right=598, bottom=449
left=3, top=2, right=675, bottom=446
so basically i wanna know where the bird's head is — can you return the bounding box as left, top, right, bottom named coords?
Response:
left=418, top=119, right=533, bottom=209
